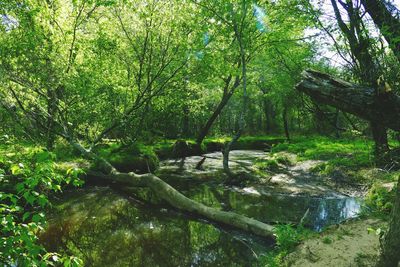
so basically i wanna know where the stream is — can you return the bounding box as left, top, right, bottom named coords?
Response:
left=41, top=150, right=362, bottom=266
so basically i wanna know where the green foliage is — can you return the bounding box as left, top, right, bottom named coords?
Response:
left=274, top=224, right=311, bottom=251
left=256, top=159, right=281, bottom=172
left=272, top=136, right=373, bottom=169
left=322, top=236, right=333, bottom=244
left=260, top=224, right=313, bottom=266
left=0, top=144, right=83, bottom=266
left=365, top=183, right=396, bottom=214
left=98, top=143, right=159, bottom=173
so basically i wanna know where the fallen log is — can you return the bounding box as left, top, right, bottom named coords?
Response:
left=296, top=69, right=400, bottom=131
left=92, top=170, right=275, bottom=238
left=69, top=138, right=276, bottom=239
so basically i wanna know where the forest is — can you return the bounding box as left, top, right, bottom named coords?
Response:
left=1, top=0, right=400, bottom=266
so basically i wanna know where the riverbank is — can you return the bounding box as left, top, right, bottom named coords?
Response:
left=283, top=218, right=385, bottom=267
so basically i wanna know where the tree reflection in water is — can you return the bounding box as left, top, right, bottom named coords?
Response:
left=41, top=188, right=271, bottom=266
left=41, top=182, right=361, bottom=266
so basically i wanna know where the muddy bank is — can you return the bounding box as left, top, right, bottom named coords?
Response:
left=283, top=218, right=385, bottom=267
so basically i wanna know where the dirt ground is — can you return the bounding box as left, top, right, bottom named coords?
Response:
left=283, top=218, right=386, bottom=267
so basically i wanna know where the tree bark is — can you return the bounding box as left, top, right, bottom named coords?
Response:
left=370, top=121, right=390, bottom=159
left=377, top=177, right=400, bottom=267
left=182, top=106, right=190, bottom=138
left=196, top=92, right=233, bottom=145
left=283, top=106, right=290, bottom=141
left=361, top=0, right=400, bottom=63
left=196, top=76, right=240, bottom=145
left=263, top=98, right=273, bottom=133
left=296, top=70, right=400, bottom=132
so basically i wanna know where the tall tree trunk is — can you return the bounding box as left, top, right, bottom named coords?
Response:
left=182, top=106, right=190, bottom=138
left=46, top=88, right=57, bottom=151
left=196, top=76, right=240, bottom=145
left=329, top=0, right=390, bottom=157
left=376, top=177, right=400, bottom=267
left=196, top=92, right=233, bottom=145
left=263, top=98, right=272, bottom=133
left=370, top=121, right=390, bottom=160
left=223, top=131, right=241, bottom=177
left=283, top=106, right=290, bottom=141
left=223, top=10, right=248, bottom=177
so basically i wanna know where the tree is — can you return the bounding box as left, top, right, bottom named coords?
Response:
left=361, top=0, right=400, bottom=62
left=0, top=0, right=276, bottom=239
left=329, top=0, right=389, bottom=158
left=296, top=70, right=400, bottom=132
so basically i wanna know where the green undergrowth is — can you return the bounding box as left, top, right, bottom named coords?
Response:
left=272, top=136, right=374, bottom=168
left=269, top=136, right=381, bottom=185
left=96, top=143, right=159, bottom=173
left=362, top=180, right=398, bottom=218
left=260, top=224, right=315, bottom=267
left=0, top=138, right=83, bottom=266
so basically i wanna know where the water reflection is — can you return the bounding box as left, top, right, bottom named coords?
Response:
left=181, top=185, right=361, bottom=231
left=312, top=197, right=361, bottom=231
left=42, top=188, right=271, bottom=267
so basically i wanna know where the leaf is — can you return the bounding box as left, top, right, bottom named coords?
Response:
left=16, top=183, right=25, bottom=193
left=10, top=164, right=21, bottom=175
left=23, top=191, right=35, bottom=205
left=32, top=214, right=43, bottom=223
left=22, top=212, right=31, bottom=222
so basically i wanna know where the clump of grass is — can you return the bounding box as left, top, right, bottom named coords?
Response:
left=260, top=224, right=314, bottom=266
left=322, top=236, right=333, bottom=244
left=256, top=158, right=281, bottom=172
left=271, top=136, right=373, bottom=169
left=364, top=183, right=396, bottom=215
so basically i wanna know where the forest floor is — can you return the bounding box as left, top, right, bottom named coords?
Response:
left=283, top=218, right=385, bottom=267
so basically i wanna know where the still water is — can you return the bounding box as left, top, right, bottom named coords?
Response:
left=41, top=151, right=362, bottom=266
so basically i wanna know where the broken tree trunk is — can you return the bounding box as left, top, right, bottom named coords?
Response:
left=67, top=138, right=275, bottom=239
left=296, top=70, right=400, bottom=132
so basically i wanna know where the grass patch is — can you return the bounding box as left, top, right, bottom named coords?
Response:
left=271, top=136, right=373, bottom=168
left=260, top=224, right=315, bottom=266
left=364, top=182, right=397, bottom=215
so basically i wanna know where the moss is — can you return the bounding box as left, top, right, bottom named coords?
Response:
left=97, top=143, right=159, bottom=173
left=255, top=158, right=281, bottom=172
left=365, top=183, right=396, bottom=214
left=322, top=236, right=333, bottom=244
left=203, top=135, right=284, bottom=152
left=272, top=136, right=375, bottom=180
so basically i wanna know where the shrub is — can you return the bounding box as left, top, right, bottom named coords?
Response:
left=0, top=144, right=83, bottom=266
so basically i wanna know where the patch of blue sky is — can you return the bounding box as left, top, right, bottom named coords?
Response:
left=203, top=32, right=210, bottom=46
left=253, top=4, right=267, bottom=32
left=195, top=51, right=204, bottom=60
left=1, top=14, right=19, bottom=31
